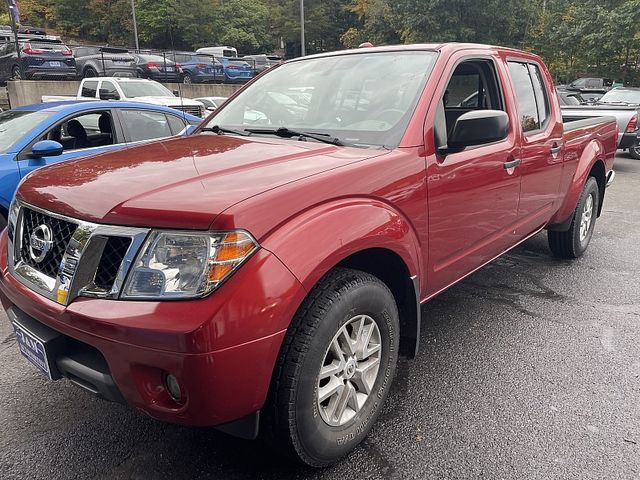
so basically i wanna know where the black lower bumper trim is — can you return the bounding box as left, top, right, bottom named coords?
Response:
left=8, top=306, right=125, bottom=404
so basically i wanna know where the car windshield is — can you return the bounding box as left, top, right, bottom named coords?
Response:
left=0, top=110, right=51, bottom=153
left=600, top=89, right=640, bottom=104
left=119, top=81, right=174, bottom=98
left=206, top=51, right=438, bottom=148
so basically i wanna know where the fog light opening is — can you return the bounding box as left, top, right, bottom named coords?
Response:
left=165, top=374, right=182, bottom=402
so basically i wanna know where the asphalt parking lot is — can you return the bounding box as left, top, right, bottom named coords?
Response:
left=1, top=154, right=639, bottom=480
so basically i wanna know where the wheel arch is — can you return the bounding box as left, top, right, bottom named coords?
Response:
left=548, top=138, right=607, bottom=229
left=261, top=199, right=424, bottom=358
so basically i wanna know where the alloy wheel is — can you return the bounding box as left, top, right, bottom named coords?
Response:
left=316, top=314, right=382, bottom=427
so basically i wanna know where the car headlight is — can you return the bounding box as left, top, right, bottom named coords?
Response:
left=121, top=230, right=258, bottom=299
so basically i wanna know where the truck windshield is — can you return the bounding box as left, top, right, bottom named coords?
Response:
left=600, top=89, right=640, bottom=105
left=0, top=110, right=51, bottom=153
left=206, top=50, right=438, bottom=148
left=119, top=81, right=174, bottom=98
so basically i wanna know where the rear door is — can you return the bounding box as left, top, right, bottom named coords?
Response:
left=506, top=60, right=563, bottom=237
left=426, top=52, right=522, bottom=295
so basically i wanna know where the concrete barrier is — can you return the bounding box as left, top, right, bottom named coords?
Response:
left=7, top=80, right=243, bottom=108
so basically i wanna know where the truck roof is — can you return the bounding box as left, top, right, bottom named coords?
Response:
left=296, top=42, right=541, bottom=62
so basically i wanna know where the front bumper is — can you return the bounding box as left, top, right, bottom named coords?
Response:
left=0, top=230, right=306, bottom=427
left=618, top=131, right=639, bottom=149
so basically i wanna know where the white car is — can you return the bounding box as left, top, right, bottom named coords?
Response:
left=42, top=77, right=206, bottom=117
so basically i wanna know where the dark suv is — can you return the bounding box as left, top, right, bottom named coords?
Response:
left=0, top=35, right=76, bottom=81
left=73, top=46, right=137, bottom=78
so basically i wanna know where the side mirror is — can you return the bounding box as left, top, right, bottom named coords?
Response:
left=31, top=140, right=63, bottom=158
left=173, top=90, right=180, bottom=96
left=444, top=110, right=509, bottom=153
left=99, top=88, right=119, bottom=100
left=180, top=124, right=198, bottom=136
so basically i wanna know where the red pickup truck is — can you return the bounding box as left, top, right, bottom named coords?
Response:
left=1, top=44, right=617, bottom=466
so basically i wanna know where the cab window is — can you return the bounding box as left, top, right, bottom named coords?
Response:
left=81, top=81, right=99, bottom=98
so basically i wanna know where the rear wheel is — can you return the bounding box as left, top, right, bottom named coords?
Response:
left=548, top=176, right=600, bottom=258
left=83, top=66, right=98, bottom=78
left=11, top=65, right=21, bottom=80
left=629, top=145, right=640, bottom=160
left=263, top=268, right=399, bottom=467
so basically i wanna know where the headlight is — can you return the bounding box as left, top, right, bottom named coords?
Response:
left=121, top=230, right=258, bottom=299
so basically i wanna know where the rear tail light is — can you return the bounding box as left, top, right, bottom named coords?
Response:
left=146, top=62, right=161, bottom=69
left=22, top=43, right=44, bottom=55
left=228, top=65, right=240, bottom=70
left=195, top=63, right=207, bottom=68
left=625, top=114, right=638, bottom=133
left=62, top=49, right=72, bottom=56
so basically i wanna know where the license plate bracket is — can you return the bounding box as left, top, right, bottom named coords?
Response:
left=8, top=308, right=64, bottom=380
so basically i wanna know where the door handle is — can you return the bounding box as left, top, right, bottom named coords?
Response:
left=550, top=145, right=562, bottom=155
left=503, top=159, right=521, bottom=170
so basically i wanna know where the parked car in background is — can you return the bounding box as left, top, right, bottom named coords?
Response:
left=0, top=43, right=617, bottom=467
left=598, top=86, right=640, bottom=106
left=557, top=89, right=585, bottom=106
left=193, top=96, right=228, bottom=111
left=217, top=57, right=253, bottom=83
left=17, top=26, right=47, bottom=35
left=73, top=46, right=137, bottom=78
left=0, top=34, right=76, bottom=81
left=195, top=46, right=238, bottom=58
left=0, top=100, right=200, bottom=229
left=134, top=54, right=182, bottom=82
left=567, top=77, right=614, bottom=92
left=562, top=90, right=640, bottom=157
left=171, top=52, right=224, bottom=84
left=42, top=77, right=205, bottom=117
left=242, top=54, right=281, bottom=75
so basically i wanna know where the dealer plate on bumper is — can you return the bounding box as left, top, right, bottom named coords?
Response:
left=13, top=322, right=53, bottom=379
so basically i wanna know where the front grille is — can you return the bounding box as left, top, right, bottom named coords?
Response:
left=20, top=208, right=77, bottom=278
left=93, top=237, right=132, bottom=290
left=174, top=105, right=202, bottom=117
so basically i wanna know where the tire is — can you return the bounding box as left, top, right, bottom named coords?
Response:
left=83, top=67, right=98, bottom=78
left=629, top=145, right=640, bottom=160
left=263, top=268, right=399, bottom=467
left=548, top=176, right=600, bottom=258
left=182, top=73, right=192, bottom=84
left=11, top=65, right=21, bottom=80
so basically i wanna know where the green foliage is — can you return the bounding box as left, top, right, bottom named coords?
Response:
left=13, top=0, right=640, bottom=82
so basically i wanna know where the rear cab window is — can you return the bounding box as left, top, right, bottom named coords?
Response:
left=507, top=60, right=551, bottom=133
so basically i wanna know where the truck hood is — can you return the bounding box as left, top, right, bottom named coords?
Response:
left=17, top=135, right=384, bottom=229
left=131, top=96, right=203, bottom=107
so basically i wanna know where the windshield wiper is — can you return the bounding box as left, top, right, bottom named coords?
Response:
left=244, top=127, right=344, bottom=146
left=200, top=125, right=252, bottom=136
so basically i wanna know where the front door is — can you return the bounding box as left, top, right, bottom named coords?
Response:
left=426, top=55, right=522, bottom=296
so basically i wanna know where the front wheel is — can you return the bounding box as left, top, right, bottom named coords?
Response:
left=548, top=176, right=600, bottom=258
left=182, top=73, right=192, bottom=84
left=263, top=268, right=399, bottom=467
left=629, top=145, right=640, bottom=160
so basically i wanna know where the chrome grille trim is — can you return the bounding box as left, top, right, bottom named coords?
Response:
left=7, top=199, right=149, bottom=305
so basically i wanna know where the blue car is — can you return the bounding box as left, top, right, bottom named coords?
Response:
left=173, top=52, right=224, bottom=84
left=218, top=57, right=254, bottom=83
left=0, top=100, right=201, bottom=229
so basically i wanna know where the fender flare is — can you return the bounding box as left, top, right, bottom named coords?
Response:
left=260, top=198, right=423, bottom=355
left=548, top=139, right=606, bottom=229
